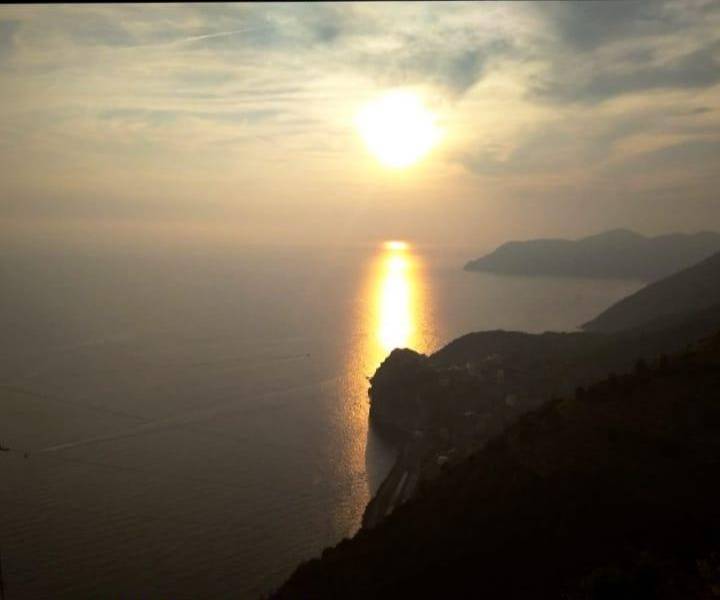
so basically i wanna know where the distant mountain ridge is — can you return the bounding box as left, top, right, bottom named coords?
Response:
left=464, top=229, right=720, bottom=281
left=583, top=249, right=720, bottom=333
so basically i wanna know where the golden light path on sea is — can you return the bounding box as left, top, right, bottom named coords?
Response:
left=330, top=240, right=429, bottom=537
left=376, top=240, right=417, bottom=355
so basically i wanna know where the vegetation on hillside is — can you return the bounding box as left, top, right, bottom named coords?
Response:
left=274, top=333, right=720, bottom=599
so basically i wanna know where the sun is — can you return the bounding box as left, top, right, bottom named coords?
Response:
left=355, top=91, right=441, bottom=168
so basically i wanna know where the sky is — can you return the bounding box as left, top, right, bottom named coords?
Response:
left=1, top=1, right=719, bottom=250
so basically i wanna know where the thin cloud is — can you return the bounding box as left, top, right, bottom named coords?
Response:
left=1, top=2, right=719, bottom=240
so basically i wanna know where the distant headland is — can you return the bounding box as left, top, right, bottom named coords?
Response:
left=464, top=229, right=720, bottom=281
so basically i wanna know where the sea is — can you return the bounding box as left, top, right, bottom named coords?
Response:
left=0, top=240, right=644, bottom=598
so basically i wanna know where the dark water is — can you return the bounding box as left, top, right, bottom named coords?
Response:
left=0, top=242, right=643, bottom=598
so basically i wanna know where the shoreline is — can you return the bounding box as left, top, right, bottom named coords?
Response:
left=362, top=436, right=422, bottom=529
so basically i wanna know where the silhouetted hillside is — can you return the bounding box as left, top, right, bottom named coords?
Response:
left=583, top=251, right=720, bottom=333
left=428, top=302, right=720, bottom=387
left=464, top=229, right=720, bottom=280
left=274, top=333, right=720, bottom=599
left=356, top=307, right=720, bottom=531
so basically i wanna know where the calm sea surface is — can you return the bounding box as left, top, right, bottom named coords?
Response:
left=0, top=242, right=643, bottom=598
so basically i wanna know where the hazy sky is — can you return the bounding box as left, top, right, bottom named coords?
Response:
left=1, top=2, right=719, bottom=249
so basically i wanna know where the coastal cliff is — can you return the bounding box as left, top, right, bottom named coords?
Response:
left=361, top=251, right=720, bottom=529
left=368, top=348, right=434, bottom=441
left=274, top=332, right=720, bottom=599
left=363, top=332, right=592, bottom=528
left=361, top=300, right=720, bottom=529
left=274, top=251, right=720, bottom=598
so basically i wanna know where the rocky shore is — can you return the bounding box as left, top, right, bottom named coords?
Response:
left=273, top=332, right=720, bottom=599
left=362, top=339, right=550, bottom=528
left=274, top=253, right=720, bottom=598
left=360, top=312, right=720, bottom=529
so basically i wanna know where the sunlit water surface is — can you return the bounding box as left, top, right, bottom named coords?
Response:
left=0, top=242, right=643, bottom=598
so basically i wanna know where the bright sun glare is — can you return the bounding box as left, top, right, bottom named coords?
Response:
left=384, top=240, right=408, bottom=251
left=355, top=91, right=441, bottom=168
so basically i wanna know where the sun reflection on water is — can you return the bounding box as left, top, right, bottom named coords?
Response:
left=360, top=240, right=428, bottom=379
left=333, top=240, right=428, bottom=538
left=377, top=247, right=414, bottom=353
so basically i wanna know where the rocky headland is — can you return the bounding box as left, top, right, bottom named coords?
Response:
left=273, top=249, right=720, bottom=598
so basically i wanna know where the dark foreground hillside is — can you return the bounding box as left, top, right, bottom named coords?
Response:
left=274, top=333, right=720, bottom=599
